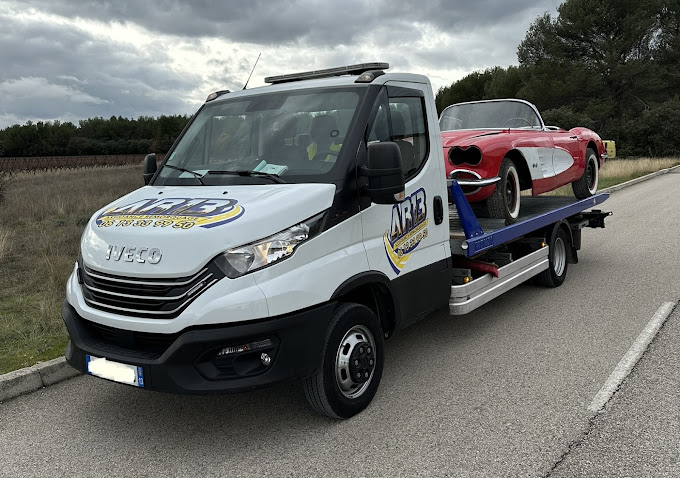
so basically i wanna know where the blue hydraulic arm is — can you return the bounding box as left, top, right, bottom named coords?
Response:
left=449, top=180, right=484, bottom=239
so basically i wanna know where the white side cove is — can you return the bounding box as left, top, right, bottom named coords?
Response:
left=516, top=147, right=574, bottom=180
left=552, top=147, right=575, bottom=176
left=517, top=147, right=555, bottom=180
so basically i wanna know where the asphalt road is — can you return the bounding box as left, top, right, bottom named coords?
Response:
left=550, top=307, right=679, bottom=477
left=2, top=171, right=680, bottom=478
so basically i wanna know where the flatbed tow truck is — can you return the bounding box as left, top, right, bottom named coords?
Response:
left=62, top=63, right=610, bottom=419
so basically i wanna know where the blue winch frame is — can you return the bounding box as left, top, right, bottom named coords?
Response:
left=449, top=181, right=610, bottom=258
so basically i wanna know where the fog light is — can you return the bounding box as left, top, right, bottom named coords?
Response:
left=260, top=353, right=271, bottom=366
left=217, top=338, right=273, bottom=357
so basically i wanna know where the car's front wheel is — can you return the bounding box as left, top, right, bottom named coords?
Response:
left=303, top=303, right=384, bottom=419
left=572, top=147, right=599, bottom=199
left=487, top=157, right=521, bottom=224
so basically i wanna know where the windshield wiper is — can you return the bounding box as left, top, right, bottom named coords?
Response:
left=162, top=164, right=205, bottom=185
left=205, top=170, right=286, bottom=184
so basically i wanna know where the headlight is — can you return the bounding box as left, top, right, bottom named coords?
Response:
left=214, top=212, right=325, bottom=278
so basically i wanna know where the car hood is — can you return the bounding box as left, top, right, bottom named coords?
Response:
left=81, top=183, right=336, bottom=277
left=440, top=129, right=508, bottom=148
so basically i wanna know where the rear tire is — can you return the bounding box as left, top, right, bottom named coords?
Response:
left=487, top=157, right=521, bottom=225
left=535, top=226, right=569, bottom=288
left=572, top=148, right=599, bottom=199
left=303, top=303, right=384, bottom=419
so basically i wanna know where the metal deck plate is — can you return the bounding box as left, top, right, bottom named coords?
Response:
left=449, top=194, right=609, bottom=257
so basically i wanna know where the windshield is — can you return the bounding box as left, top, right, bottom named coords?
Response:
left=439, top=100, right=542, bottom=131
left=154, top=88, right=363, bottom=186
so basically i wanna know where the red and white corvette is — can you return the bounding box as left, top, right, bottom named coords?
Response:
left=440, top=99, right=606, bottom=223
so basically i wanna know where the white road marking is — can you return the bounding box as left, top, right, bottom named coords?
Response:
left=587, top=301, right=676, bottom=413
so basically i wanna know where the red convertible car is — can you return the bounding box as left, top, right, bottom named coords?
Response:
left=440, top=99, right=606, bottom=224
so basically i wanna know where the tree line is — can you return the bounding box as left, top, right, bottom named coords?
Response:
left=0, top=115, right=190, bottom=157
left=435, top=0, right=680, bottom=157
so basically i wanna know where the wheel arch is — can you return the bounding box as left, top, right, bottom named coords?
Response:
left=331, top=272, right=399, bottom=339
left=586, top=141, right=602, bottom=167
left=505, top=149, right=532, bottom=190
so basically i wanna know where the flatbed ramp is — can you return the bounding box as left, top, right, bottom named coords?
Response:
left=449, top=193, right=610, bottom=257
left=447, top=185, right=610, bottom=315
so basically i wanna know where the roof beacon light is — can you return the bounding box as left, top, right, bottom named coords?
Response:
left=206, top=90, right=230, bottom=102
left=265, top=62, right=389, bottom=84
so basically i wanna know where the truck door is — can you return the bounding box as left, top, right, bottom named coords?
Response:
left=360, top=83, right=451, bottom=325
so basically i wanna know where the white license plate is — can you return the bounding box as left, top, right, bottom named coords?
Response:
left=86, top=355, right=144, bottom=387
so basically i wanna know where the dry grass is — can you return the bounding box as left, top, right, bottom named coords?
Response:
left=0, top=171, right=13, bottom=203
left=0, top=229, right=10, bottom=262
left=600, top=157, right=679, bottom=178
left=0, top=165, right=142, bottom=373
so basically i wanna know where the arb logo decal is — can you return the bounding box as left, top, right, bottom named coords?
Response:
left=96, top=198, right=244, bottom=230
left=383, top=188, right=428, bottom=274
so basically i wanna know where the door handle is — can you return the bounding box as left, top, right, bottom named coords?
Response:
left=434, top=196, right=444, bottom=225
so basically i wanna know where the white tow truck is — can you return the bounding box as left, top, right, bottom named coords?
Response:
left=63, top=63, right=610, bottom=418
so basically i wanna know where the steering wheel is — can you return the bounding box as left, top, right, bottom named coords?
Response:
left=503, top=117, right=534, bottom=128
left=311, top=150, right=340, bottom=162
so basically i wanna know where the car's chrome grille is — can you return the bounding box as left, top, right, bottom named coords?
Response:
left=79, top=262, right=224, bottom=318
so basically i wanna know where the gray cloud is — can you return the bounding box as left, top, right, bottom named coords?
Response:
left=0, top=10, right=201, bottom=127
left=0, top=0, right=562, bottom=128
left=12, top=0, right=559, bottom=47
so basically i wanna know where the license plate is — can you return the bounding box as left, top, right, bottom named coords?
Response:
left=86, top=355, right=144, bottom=387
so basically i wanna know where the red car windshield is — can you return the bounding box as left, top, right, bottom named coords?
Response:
left=440, top=100, right=542, bottom=131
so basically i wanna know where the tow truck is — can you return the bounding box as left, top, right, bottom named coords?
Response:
left=62, top=63, right=610, bottom=418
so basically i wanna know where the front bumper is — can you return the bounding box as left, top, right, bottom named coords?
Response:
left=62, top=300, right=334, bottom=394
left=447, top=170, right=501, bottom=187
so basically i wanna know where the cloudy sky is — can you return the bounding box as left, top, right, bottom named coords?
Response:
left=0, top=0, right=562, bottom=129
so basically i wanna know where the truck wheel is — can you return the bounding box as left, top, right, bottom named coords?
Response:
left=572, top=148, right=599, bottom=199
left=303, top=303, right=384, bottom=419
left=487, top=157, right=520, bottom=225
left=535, top=226, right=569, bottom=287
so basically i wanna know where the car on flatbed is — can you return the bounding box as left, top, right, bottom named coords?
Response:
left=440, top=99, right=606, bottom=224
left=62, top=63, right=610, bottom=419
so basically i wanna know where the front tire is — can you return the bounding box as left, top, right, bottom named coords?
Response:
left=487, top=157, right=521, bottom=224
left=572, top=148, right=599, bottom=199
left=303, top=303, right=384, bottom=419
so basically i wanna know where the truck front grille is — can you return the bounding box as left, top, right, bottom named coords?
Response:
left=79, top=262, right=224, bottom=319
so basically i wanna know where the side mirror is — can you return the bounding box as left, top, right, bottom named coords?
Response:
left=143, top=153, right=157, bottom=185
left=360, top=142, right=405, bottom=204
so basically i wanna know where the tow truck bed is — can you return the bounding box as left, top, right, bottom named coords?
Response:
left=447, top=183, right=610, bottom=314
left=449, top=187, right=610, bottom=258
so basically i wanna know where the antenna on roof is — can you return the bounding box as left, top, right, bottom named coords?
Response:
left=242, top=53, right=261, bottom=90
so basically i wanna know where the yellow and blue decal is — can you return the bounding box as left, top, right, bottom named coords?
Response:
left=96, top=198, right=244, bottom=230
left=383, top=188, right=428, bottom=275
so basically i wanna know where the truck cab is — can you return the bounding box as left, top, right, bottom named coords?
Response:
left=64, top=63, right=454, bottom=418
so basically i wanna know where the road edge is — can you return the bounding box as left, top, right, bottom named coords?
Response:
left=2, top=163, right=679, bottom=403
left=601, top=164, right=680, bottom=193
left=0, top=357, right=81, bottom=403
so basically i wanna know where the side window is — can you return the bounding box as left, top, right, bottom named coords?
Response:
left=388, top=97, right=428, bottom=180
left=367, top=105, right=390, bottom=143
